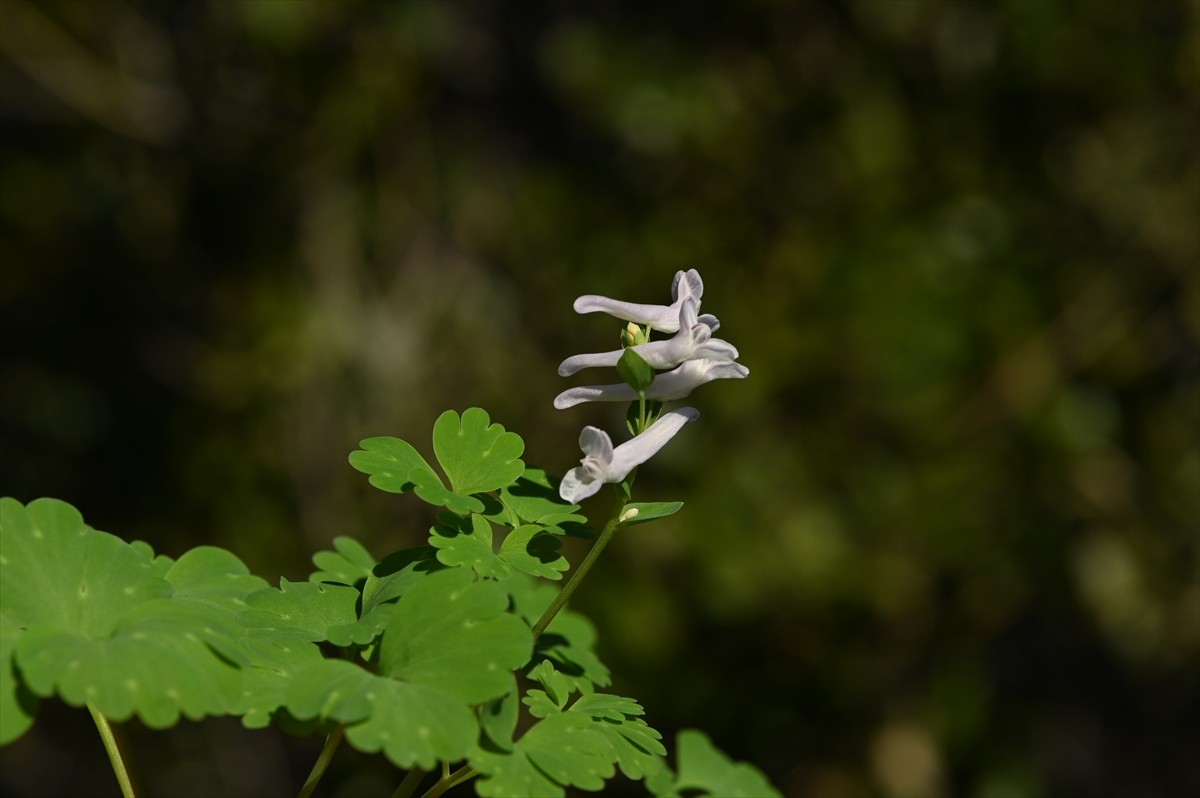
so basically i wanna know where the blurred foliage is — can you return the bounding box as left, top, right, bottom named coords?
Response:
left=1, top=1, right=1197, bottom=796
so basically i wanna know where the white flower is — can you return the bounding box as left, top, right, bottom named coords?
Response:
left=559, top=407, right=700, bottom=502
left=558, top=297, right=739, bottom=376
left=572, top=269, right=719, bottom=333
left=554, top=358, right=749, bottom=409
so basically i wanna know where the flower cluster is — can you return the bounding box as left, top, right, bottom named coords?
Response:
left=556, top=269, right=748, bottom=502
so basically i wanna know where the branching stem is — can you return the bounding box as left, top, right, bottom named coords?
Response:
left=88, top=703, right=137, bottom=798
left=420, top=764, right=477, bottom=798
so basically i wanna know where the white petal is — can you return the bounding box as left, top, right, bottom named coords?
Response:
left=644, top=359, right=748, bottom=401
left=671, top=269, right=704, bottom=303
left=553, top=358, right=748, bottom=407
left=578, top=426, right=613, bottom=463
left=554, top=384, right=637, bottom=408
left=572, top=270, right=710, bottom=333
left=559, top=467, right=604, bottom=502
left=558, top=297, right=737, bottom=376
left=572, top=295, right=682, bottom=332
left=606, top=407, right=700, bottom=480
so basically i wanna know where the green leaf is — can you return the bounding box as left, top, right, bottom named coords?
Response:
left=1, top=498, right=268, bottom=732
left=350, top=410, right=524, bottom=515
left=617, top=347, right=654, bottom=393
left=285, top=659, right=477, bottom=770
left=432, top=408, right=526, bottom=496
left=361, top=546, right=443, bottom=615
left=620, top=502, right=684, bottom=527
left=479, top=686, right=520, bottom=752
left=280, top=569, right=532, bottom=769
left=430, top=514, right=511, bottom=579
left=594, top=716, right=666, bottom=781
left=472, top=712, right=613, bottom=798
left=379, top=568, right=531, bottom=705
left=348, top=437, right=440, bottom=495
left=504, top=575, right=611, bottom=690
left=310, top=536, right=376, bottom=586
left=498, top=524, right=569, bottom=580
left=652, top=729, right=782, bottom=798
left=430, top=514, right=569, bottom=581
left=239, top=579, right=362, bottom=643
left=492, top=469, right=584, bottom=525
left=409, top=467, right=484, bottom=515
left=0, top=613, right=37, bottom=744
left=526, top=660, right=571, bottom=714
left=233, top=633, right=324, bottom=730
left=475, top=665, right=664, bottom=795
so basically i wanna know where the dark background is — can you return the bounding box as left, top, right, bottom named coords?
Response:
left=1, top=1, right=1197, bottom=797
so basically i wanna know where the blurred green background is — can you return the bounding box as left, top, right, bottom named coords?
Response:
left=1, top=1, right=1197, bottom=796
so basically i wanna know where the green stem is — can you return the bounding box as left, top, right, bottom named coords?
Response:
left=297, top=724, right=345, bottom=798
left=88, top=703, right=137, bottom=798
left=531, top=478, right=632, bottom=639
left=420, top=765, right=477, bottom=798
left=390, top=766, right=428, bottom=798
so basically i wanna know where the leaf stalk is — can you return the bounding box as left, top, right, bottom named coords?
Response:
left=297, top=723, right=345, bottom=798
left=88, top=703, right=137, bottom=798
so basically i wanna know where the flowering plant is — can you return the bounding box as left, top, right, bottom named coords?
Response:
left=0, top=271, right=774, bottom=798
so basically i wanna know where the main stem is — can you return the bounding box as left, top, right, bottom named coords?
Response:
left=532, top=476, right=632, bottom=639
left=88, top=703, right=136, bottom=798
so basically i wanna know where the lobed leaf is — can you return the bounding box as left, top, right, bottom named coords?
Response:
left=650, top=729, right=782, bottom=798
left=239, top=579, right=361, bottom=643
left=490, top=469, right=587, bottom=533
left=432, top=408, right=525, bottom=497
left=0, top=613, right=37, bottom=744
left=284, top=659, right=476, bottom=769
left=1, top=498, right=268, bottom=735
left=348, top=437, right=440, bottom=496
left=471, top=712, right=613, bottom=798
left=379, top=568, right=531, bottom=705
left=310, top=536, right=376, bottom=586
left=430, top=514, right=568, bottom=581
left=474, top=664, right=664, bottom=795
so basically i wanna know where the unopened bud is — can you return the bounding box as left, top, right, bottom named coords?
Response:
left=620, top=322, right=644, bottom=348
left=619, top=507, right=640, bottom=523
